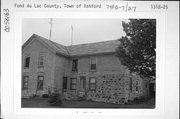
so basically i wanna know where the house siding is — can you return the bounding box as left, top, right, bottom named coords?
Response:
left=63, top=54, right=149, bottom=104
left=22, top=39, right=55, bottom=97
left=54, top=55, right=70, bottom=93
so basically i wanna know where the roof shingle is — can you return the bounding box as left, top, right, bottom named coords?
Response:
left=23, top=34, right=120, bottom=57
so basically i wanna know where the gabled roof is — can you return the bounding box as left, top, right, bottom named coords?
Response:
left=22, top=34, right=120, bottom=57
left=22, top=34, right=70, bottom=56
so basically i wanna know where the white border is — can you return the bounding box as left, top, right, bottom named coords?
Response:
left=12, top=12, right=165, bottom=116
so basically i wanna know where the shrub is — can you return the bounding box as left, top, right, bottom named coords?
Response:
left=133, top=97, right=146, bottom=104
left=77, top=96, right=85, bottom=101
left=48, top=93, right=62, bottom=106
left=42, top=94, right=49, bottom=98
left=29, top=94, right=37, bottom=99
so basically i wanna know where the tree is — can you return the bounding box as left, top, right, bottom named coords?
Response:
left=115, top=19, right=156, bottom=80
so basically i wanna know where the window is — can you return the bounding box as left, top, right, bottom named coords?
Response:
left=24, top=57, right=30, bottom=68
left=22, top=76, right=28, bottom=90
left=130, top=78, right=132, bottom=92
left=63, top=77, right=68, bottom=90
left=38, top=54, right=44, bottom=67
left=72, top=59, right=78, bottom=72
left=37, top=76, right=44, bottom=90
left=89, top=77, right=96, bottom=90
left=70, top=78, right=77, bottom=90
left=136, top=81, right=138, bottom=92
left=90, top=57, right=97, bottom=70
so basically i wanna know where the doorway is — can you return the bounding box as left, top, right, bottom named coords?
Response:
left=63, top=77, right=68, bottom=92
left=80, top=76, right=86, bottom=91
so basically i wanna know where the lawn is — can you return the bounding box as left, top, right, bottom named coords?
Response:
left=22, top=97, right=155, bottom=109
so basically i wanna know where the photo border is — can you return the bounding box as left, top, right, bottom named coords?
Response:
left=13, top=12, right=165, bottom=116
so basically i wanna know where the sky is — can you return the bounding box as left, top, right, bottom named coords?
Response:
left=22, top=18, right=128, bottom=46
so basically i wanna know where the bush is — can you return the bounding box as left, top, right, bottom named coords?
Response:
left=133, top=97, right=146, bottom=104
left=77, top=96, right=85, bottom=101
left=42, top=94, right=49, bottom=98
left=29, top=94, right=37, bottom=99
left=48, top=93, right=62, bottom=106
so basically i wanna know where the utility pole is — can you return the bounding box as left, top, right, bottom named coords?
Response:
left=49, top=18, right=53, bottom=41
left=71, top=25, right=74, bottom=46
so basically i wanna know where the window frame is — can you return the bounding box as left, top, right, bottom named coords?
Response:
left=38, top=54, right=45, bottom=68
left=70, top=78, right=77, bottom=90
left=89, top=57, right=97, bottom=71
left=72, top=59, right=78, bottom=72
left=89, top=77, right=96, bottom=91
left=37, top=76, right=44, bottom=90
left=63, top=77, right=68, bottom=90
left=24, top=56, right=30, bottom=68
left=22, top=76, right=29, bottom=90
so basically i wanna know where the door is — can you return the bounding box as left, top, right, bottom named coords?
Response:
left=63, top=77, right=67, bottom=92
left=80, top=76, right=86, bottom=91
left=79, top=76, right=86, bottom=97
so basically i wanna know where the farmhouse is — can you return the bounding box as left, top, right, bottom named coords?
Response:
left=22, top=34, right=149, bottom=104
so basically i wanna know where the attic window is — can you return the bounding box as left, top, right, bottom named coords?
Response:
left=24, top=57, right=30, bottom=68
left=38, top=54, right=45, bottom=68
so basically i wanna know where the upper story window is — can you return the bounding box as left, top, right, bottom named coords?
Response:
left=24, top=57, right=30, bottom=68
left=72, top=59, right=78, bottom=72
left=38, top=54, right=45, bottom=68
left=90, top=57, right=97, bottom=71
left=22, top=76, right=29, bottom=90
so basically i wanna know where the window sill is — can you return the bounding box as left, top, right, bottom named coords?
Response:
left=89, top=69, right=97, bottom=72
left=38, top=66, right=44, bottom=68
left=24, top=67, right=30, bottom=69
left=23, top=68, right=30, bottom=72
left=71, top=71, right=78, bottom=73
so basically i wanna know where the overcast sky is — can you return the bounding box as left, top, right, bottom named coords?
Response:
left=22, top=18, right=128, bottom=46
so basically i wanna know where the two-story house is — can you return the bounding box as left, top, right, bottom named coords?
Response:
left=22, top=34, right=149, bottom=104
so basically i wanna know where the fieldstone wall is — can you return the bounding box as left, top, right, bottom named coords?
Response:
left=86, top=73, right=142, bottom=104
left=63, top=72, right=147, bottom=104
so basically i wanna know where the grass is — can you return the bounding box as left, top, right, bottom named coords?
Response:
left=22, top=97, right=155, bottom=109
